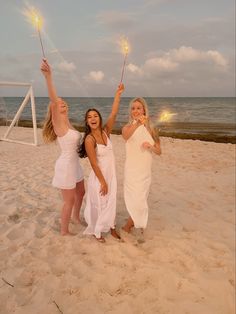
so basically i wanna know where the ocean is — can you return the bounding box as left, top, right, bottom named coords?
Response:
left=0, top=97, right=235, bottom=143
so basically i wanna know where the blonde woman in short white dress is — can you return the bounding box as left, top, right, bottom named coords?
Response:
left=41, top=59, right=85, bottom=236
left=122, top=97, right=161, bottom=234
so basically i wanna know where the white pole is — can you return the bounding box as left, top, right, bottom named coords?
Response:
left=30, top=86, right=38, bottom=146
left=0, top=82, right=31, bottom=87
left=2, top=88, right=31, bottom=139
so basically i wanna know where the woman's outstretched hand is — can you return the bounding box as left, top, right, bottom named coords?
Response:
left=40, top=59, right=51, bottom=78
left=116, top=83, right=125, bottom=96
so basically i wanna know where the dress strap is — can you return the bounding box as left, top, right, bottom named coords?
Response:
left=101, top=130, right=108, bottom=145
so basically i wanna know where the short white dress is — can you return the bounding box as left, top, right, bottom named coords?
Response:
left=124, top=125, right=154, bottom=228
left=52, top=129, right=83, bottom=189
left=83, top=133, right=117, bottom=238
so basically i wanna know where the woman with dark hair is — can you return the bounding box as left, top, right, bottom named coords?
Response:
left=79, top=84, right=124, bottom=242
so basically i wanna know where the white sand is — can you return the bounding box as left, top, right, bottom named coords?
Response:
left=0, top=126, right=235, bottom=314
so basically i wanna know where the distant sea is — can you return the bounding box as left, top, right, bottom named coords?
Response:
left=0, top=97, right=235, bottom=143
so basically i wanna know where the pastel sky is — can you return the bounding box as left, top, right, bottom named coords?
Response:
left=0, top=0, right=235, bottom=96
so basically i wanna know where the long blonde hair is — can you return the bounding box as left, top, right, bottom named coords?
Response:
left=42, top=105, right=57, bottom=143
left=129, top=97, right=159, bottom=142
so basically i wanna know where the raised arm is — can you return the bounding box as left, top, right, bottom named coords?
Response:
left=40, top=59, right=58, bottom=104
left=85, top=136, right=108, bottom=196
left=104, top=83, right=124, bottom=135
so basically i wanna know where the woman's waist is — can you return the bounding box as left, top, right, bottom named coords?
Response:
left=57, top=152, right=79, bottom=160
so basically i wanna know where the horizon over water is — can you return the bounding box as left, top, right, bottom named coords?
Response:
left=0, top=96, right=235, bottom=143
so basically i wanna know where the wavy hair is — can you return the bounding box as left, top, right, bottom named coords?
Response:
left=42, top=105, right=57, bottom=143
left=78, top=108, right=103, bottom=158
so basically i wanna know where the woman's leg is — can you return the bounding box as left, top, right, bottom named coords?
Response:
left=60, top=188, right=76, bottom=235
left=72, top=180, right=85, bottom=223
left=122, top=216, right=134, bottom=233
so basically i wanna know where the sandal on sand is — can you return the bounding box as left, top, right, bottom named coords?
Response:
left=93, top=235, right=106, bottom=243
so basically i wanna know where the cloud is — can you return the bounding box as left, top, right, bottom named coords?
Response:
left=145, top=57, right=179, bottom=72
left=170, top=46, right=228, bottom=68
left=206, top=50, right=228, bottom=67
left=127, top=46, right=228, bottom=79
left=87, top=71, right=104, bottom=83
left=54, top=61, right=76, bottom=73
left=127, top=63, right=143, bottom=76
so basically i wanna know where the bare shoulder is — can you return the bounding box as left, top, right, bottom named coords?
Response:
left=85, top=134, right=94, bottom=143
left=122, top=123, right=130, bottom=131
left=85, top=134, right=96, bottom=148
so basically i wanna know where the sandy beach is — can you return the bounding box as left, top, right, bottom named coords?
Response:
left=0, top=126, right=235, bottom=314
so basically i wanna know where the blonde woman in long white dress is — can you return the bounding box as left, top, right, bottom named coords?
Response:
left=122, top=97, right=161, bottom=235
left=79, top=84, right=125, bottom=243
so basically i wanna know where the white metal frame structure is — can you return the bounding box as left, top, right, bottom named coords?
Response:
left=0, top=82, right=38, bottom=146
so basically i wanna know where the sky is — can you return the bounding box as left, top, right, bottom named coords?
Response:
left=0, top=0, right=235, bottom=97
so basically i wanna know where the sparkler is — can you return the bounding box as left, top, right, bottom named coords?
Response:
left=158, top=110, right=177, bottom=123
left=23, top=7, right=46, bottom=58
left=119, top=37, right=130, bottom=83
left=156, top=110, right=177, bottom=130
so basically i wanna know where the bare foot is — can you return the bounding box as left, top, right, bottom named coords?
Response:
left=122, top=217, right=134, bottom=233
left=135, top=228, right=145, bottom=244
left=110, top=228, right=122, bottom=240
left=61, top=231, right=76, bottom=236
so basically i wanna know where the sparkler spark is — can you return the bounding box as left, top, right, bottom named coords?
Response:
left=158, top=111, right=177, bottom=123
left=23, top=6, right=45, bottom=58
left=119, top=37, right=130, bottom=83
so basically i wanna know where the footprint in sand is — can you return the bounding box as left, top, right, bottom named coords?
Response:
left=7, top=227, right=23, bottom=240
left=8, top=213, right=21, bottom=223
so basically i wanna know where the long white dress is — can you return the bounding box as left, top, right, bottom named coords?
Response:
left=83, top=134, right=117, bottom=238
left=124, top=125, right=154, bottom=228
left=52, top=129, right=83, bottom=189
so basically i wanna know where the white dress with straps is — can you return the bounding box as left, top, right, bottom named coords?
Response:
left=124, top=125, right=154, bottom=228
left=52, top=129, right=83, bottom=189
left=83, top=133, right=117, bottom=238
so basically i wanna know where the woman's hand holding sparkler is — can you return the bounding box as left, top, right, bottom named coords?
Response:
left=40, top=59, right=51, bottom=78
left=137, top=115, right=148, bottom=125
left=116, top=83, right=125, bottom=96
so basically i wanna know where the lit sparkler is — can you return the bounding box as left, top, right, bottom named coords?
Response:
left=158, top=110, right=177, bottom=123
left=23, top=7, right=46, bottom=58
left=155, top=110, right=177, bottom=132
left=119, top=37, right=130, bottom=83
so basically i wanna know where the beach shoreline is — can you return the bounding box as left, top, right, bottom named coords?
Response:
left=1, top=121, right=235, bottom=144
left=0, top=126, right=235, bottom=314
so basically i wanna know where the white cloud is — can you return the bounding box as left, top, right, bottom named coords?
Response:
left=54, top=61, right=77, bottom=73
left=127, top=63, right=143, bottom=75
left=145, top=57, right=179, bottom=72
left=87, top=71, right=104, bottom=83
left=206, top=50, right=228, bottom=67
left=127, top=46, right=228, bottom=79
left=170, top=46, right=228, bottom=68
